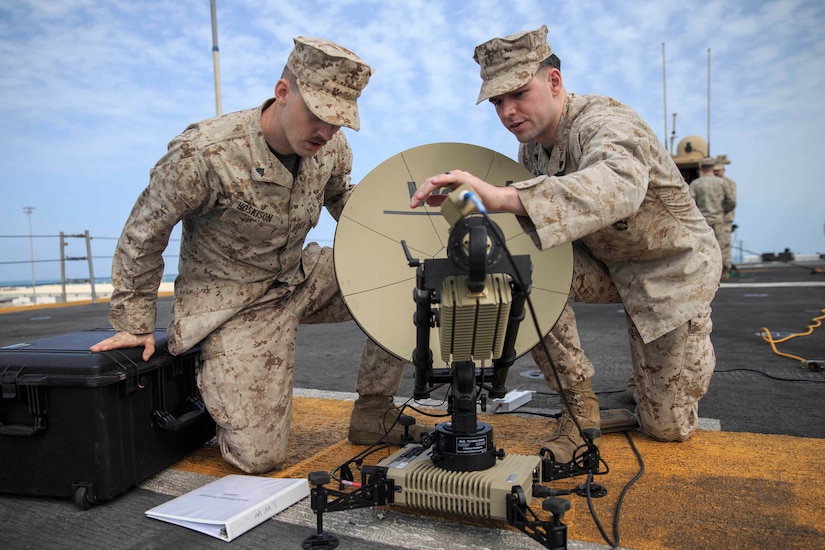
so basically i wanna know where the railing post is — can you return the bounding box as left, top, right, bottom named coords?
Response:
left=84, top=230, right=97, bottom=303
left=59, top=232, right=67, bottom=303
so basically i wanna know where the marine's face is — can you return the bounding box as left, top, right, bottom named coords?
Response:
left=489, top=69, right=560, bottom=147
left=279, top=82, right=340, bottom=158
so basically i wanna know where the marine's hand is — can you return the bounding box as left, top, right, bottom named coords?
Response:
left=410, top=170, right=484, bottom=208
left=90, top=331, right=156, bottom=361
left=410, top=169, right=525, bottom=215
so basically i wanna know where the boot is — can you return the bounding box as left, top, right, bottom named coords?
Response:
left=541, top=379, right=601, bottom=464
left=348, top=396, right=432, bottom=445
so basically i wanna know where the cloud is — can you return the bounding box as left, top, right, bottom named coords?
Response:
left=1, top=0, right=824, bottom=283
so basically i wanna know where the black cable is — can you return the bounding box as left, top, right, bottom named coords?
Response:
left=532, top=388, right=628, bottom=398
left=404, top=404, right=452, bottom=419
left=329, top=405, right=406, bottom=484
left=714, top=368, right=825, bottom=382
left=584, top=431, right=645, bottom=548
left=571, top=443, right=610, bottom=477
left=406, top=384, right=452, bottom=420
left=329, top=391, right=452, bottom=485
left=493, top=409, right=560, bottom=420
left=479, top=211, right=586, bottom=438
left=329, top=441, right=396, bottom=485
left=478, top=207, right=645, bottom=549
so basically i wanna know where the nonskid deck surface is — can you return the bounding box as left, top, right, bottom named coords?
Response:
left=1, top=261, right=823, bottom=549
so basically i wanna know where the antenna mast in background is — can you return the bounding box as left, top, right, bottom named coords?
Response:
left=210, top=0, right=222, bottom=117
left=662, top=42, right=668, bottom=152
left=707, top=48, right=711, bottom=156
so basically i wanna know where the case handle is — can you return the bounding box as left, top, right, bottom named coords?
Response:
left=0, top=385, right=47, bottom=436
left=0, top=418, right=46, bottom=436
left=152, top=396, right=207, bottom=431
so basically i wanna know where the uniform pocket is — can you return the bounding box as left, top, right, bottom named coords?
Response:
left=219, top=203, right=281, bottom=241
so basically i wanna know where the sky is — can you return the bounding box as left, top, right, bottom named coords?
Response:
left=1, top=0, right=824, bottom=284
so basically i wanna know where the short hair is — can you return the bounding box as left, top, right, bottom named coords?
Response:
left=280, top=67, right=298, bottom=88
left=539, top=53, right=561, bottom=71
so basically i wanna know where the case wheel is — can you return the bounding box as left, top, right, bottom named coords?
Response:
left=73, top=484, right=95, bottom=509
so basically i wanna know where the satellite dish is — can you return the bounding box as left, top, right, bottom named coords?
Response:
left=334, top=142, right=573, bottom=365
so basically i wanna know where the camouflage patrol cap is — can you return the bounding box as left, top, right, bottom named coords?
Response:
left=699, top=157, right=717, bottom=168
left=286, top=36, right=373, bottom=131
left=472, top=25, right=553, bottom=104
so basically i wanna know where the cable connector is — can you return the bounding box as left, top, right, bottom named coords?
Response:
left=441, top=183, right=483, bottom=226
left=460, top=189, right=487, bottom=214
left=802, top=360, right=824, bottom=371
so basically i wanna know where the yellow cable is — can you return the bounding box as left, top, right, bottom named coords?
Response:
left=759, top=308, right=825, bottom=365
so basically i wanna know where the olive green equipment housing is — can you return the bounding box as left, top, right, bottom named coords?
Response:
left=671, top=134, right=708, bottom=184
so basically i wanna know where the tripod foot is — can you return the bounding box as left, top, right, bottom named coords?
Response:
left=302, top=532, right=339, bottom=549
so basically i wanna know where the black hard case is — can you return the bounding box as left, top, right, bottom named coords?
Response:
left=0, top=329, right=215, bottom=508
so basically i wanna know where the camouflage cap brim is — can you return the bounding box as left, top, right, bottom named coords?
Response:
left=295, top=79, right=363, bottom=131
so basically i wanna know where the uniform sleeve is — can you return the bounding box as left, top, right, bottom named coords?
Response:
left=323, top=133, right=355, bottom=221
left=512, top=108, right=650, bottom=250
left=108, top=131, right=210, bottom=334
left=722, top=178, right=736, bottom=213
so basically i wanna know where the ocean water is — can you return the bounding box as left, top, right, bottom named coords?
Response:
left=0, top=274, right=178, bottom=288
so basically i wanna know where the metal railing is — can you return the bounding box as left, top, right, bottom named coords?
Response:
left=0, top=232, right=179, bottom=304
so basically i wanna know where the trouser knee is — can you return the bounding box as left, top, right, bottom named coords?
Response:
left=637, top=407, right=695, bottom=442
left=217, top=426, right=289, bottom=474
left=355, top=338, right=406, bottom=396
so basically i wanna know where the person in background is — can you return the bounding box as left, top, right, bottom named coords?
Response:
left=410, top=25, right=722, bottom=465
left=691, top=157, right=736, bottom=281
left=91, top=36, right=428, bottom=474
left=713, top=155, right=738, bottom=279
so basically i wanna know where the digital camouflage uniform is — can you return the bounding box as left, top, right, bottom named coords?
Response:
left=721, top=175, right=737, bottom=274
left=690, top=170, right=736, bottom=277
left=109, top=40, right=407, bottom=474
left=717, top=169, right=737, bottom=276
left=512, top=93, right=722, bottom=441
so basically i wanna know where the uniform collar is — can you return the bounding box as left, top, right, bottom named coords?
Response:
left=249, top=98, right=295, bottom=185
left=542, top=93, right=572, bottom=175
left=535, top=94, right=573, bottom=176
